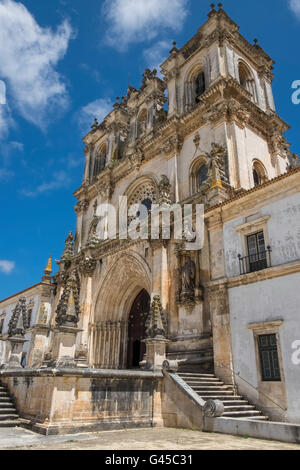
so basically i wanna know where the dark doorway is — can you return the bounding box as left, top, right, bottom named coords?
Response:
left=127, top=289, right=150, bottom=368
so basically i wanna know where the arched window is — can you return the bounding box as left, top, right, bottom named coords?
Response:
left=190, top=157, right=210, bottom=195
left=238, top=62, right=257, bottom=102
left=252, top=160, right=267, bottom=187
left=92, top=144, right=107, bottom=180
left=137, top=109, right=147, bottom=138
left=195, top=72, right=206, bottom=102
left=198, top=165, right=208, bottom=186
left=137, top=198, right=152, bottom=220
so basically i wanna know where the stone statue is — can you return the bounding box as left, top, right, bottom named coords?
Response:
left=181, top=259, right=196, bottom=292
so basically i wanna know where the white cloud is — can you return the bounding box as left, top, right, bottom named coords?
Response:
left=289, top=0, right=300, bottom=18
left=0, top=260, right=15, bottom=274
left=21, top=170, right=71, bottom=197
left=102, top=0, right=189, bottom=49
left=143, top=40, right=170, bottom=74
left=78, top=98, right=113, bottom=134
left=0, top=0, right=73, bottom=131
left=0, top=104, right=14, bottom=139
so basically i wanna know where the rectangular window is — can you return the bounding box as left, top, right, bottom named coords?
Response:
left=258, top=334, right=281, bottom=381
left=0, top=319, right=4, bottom=334
left=247, top=231, right=267, bottom=272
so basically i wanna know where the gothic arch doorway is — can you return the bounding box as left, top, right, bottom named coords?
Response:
left=127, top=289, right=150, bottom=369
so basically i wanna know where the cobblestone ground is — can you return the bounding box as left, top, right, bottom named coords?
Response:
left=1, top=427, right=300, bottom=450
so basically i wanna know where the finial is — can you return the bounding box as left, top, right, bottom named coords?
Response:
left=91, top=118, right=98, bottom=131
left=210, top=3, right=215, bottom=10
left=218, top=2, right=223, bottom=8
left=44, top=255, right=52, bottom=274
left=42, top=255, right=52, bottom=283
left=170, top=40, right=179, bottom=54
left=254, top=38, right=258, bottom=45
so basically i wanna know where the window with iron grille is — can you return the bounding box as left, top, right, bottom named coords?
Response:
left=246, top=231, right=267, bottom=272
left=258, top=334, right=281, bottom=381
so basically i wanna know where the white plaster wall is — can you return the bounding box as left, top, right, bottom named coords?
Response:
left=228, top=272, right=300, bottom=422
left=224, top=192, right=300, bottom=278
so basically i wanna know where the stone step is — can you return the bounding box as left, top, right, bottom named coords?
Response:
left=222, top=405, right=256, bottom=412
left=223, top=410, right=262, bottom=417
left=197, top=390, right=235, bottom=396
left=178, top=373, right=217, bottom=378
left=0, top=414, right=19, bottom=421
left=244, top=416, right=269, bottom=421
left=197, top=395, right=243, bottom=401
left=0, top=421, right=20, bottom=428
left=0, top=403, right=16, bottom=410
left=0, top=396, right=12, bottom=402
left=178, top=373, right=216, bottom=378
left=223, top=400, right=249, bottom=406
left=191, top=385, right=233, bottom=393
left=185, top=380, right=225, bottom=386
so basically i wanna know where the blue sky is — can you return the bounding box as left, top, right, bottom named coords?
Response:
left=0, top=0, right=300, bottom=299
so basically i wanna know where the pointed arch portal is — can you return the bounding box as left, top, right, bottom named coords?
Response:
left=127, top=289, right=150, bottom=369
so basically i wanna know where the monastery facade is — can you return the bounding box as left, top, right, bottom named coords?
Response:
left=1, top=5, right=300, bottom=438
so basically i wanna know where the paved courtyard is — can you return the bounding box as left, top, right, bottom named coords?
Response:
left=0, top=427, right=299, bottom=450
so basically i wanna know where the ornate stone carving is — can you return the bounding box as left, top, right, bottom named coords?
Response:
left=141, top=68, right=157, bottom=90
left=55, top=269, right=81, bottom=327
left=62, top=232, right=74, bottom=259
left=128, top=146, right=143, bottom=171
left=158, top=175, right=172, bottom=205
left=87, top=200, right=100, bottom=248
left=203, top=399, right=225, bottom=417
left=205, top=142, right=229, bottom=186
left=79, top=257, right=97, bottom=276
left=145, top=295, right=167, bottom=339
left=8, top=297, right=29, bottom=337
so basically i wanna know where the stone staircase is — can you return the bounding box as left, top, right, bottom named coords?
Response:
left=178, top=372, right=269, bottom=421
left=0, top=382, right=20, bottom=427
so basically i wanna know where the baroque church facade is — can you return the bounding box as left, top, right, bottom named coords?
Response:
left=1, top=5, right=300, bottom=435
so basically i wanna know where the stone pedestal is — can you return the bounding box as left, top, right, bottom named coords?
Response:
left=51, top=326, right=82, bottom=368
left=142, top=337, right=170, bottom=371
left=4, top=337, right=27, bottom=369
left=27, top=325, right=51, bottom=368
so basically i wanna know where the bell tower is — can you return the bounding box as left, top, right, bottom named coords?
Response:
left=161, top=3, right=292, bottom=192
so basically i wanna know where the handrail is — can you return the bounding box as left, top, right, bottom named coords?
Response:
left=162, top=361, right=224, bottom=418
left=238, top=246, right=272, bottom=275
left=215, top=361, right=287, bottom=414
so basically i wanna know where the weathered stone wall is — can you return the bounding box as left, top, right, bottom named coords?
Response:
left=0, top=369, right=163, bottom=435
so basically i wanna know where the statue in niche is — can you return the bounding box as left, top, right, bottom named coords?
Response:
left=181, top=259, right=196, bottom=292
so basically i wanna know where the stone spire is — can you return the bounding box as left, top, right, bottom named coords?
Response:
left=8, top=297, right=29, bottom=338
left=55, top=269, right=81, bottom=328
left=145, top=295, right=167, bottom=339
left=42, top=255, right=52, bottom=283
left=62, top=232, right=74, bottom=259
